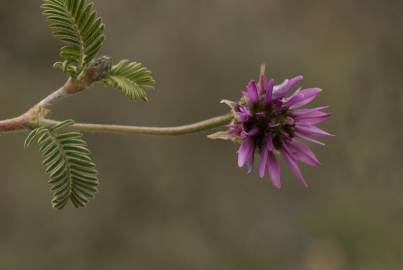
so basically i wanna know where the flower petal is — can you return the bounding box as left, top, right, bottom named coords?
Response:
left=259, top=149, right=268, bottom=178
left=285, top=88, right=322, bottom=108
left=295, top=132, right=326, bottom=146
left=296, top=111, right=330, bottom=119
left=259, top=137, right=273, bottom=177
left=243, top=80, right=259, bottom=105
left=296, top=112, right=331, bottom=125
left=286, top=142, right=321, bottom=167
left=293, top=106, right=329, bottom=116
left=236, top=106, right=253, bottom=122
left=241, top=126, right=259, bottom=138
left=273, top=75, right=304, bottom=99
left=281, top=148, right=308, bottom=187
left=237, top=138, right=255, bottom=169
left=227, top=124, right=242, bottom=136
left=296, top=125, right=334, bottom=137
left=268, top=152, right=281, bottom=188
left=265, top=79, right=274, bottom=105
left=246, top=155, right=254, bottom=174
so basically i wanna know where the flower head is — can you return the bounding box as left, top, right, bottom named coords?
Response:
left=223, top=68, right=332, bottom=188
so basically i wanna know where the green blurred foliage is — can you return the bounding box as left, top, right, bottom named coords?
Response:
left=0, top=0, right=402, bottom=269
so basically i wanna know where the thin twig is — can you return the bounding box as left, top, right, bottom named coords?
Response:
left=0, top=115, right=28, bottom=133
left=0, top=55, right=234, bottom=136
left=0, top=81, right=75, bottom=133
left=39, top=113, right=233, bottom=136
left=0, top=58, right=113, bottom=134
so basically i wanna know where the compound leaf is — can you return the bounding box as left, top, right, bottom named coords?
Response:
left=25, top=120, right=99, bottom=209
left=102, top=60, right=155, bottom=102
left=42, top=0, right=105, bottom=77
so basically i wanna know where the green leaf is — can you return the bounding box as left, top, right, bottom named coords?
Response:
left=102, top=60, right=156, bottom=102
left=25, top=120, right=99, bottom=209
left=42, top=0, right=105, bottom=77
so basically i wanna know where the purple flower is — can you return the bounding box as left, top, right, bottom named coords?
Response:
left=226, top=70, right=332, bottom=188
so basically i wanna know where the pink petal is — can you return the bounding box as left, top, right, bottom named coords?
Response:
left=286, top=142, right=321, bottom=167
left=296, top=112, right=331, bottom=125
left=267, top=136, right=273, bottom=151
left=295, top=132, right=326, bottom=146
left=285, top=88, right=322, bottom=108
left=265, top=79, right=274, bottom=104
left=281, top=148, right=308, bottom=187
left=244, top=80, right=259, bottom=105
left=259, top=149, right=268, bottom=178
left=273, top=76, right=304, bottom=99
left=227, top=124, right=242, bottom=136
left=236, top=106, right=253, bottom=122
left=296, top=111, right=330, bottom=118
left=246, top=156, right=254, bottom=174
left=296, top=125, right=334, bottom=137
left=293, top=106, right=329, bottom=116
left=268, top=152, right=281, bottom=188
left=237, top=138, right=255, bottom=168
left=259, top=138, right=273, bottom=177
left=241, top=126, right=259, bottom=138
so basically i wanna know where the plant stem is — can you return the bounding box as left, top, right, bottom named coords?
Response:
left=0, top=55, right=233, bottom=136
left=0, top=57, right=114, bottom=134
left=39, top=113, right=233, bottom=136
left=0, top=115, right=28, bottom=133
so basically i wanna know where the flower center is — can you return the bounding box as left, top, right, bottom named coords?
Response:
left=245, top=102, right=295, bottom=149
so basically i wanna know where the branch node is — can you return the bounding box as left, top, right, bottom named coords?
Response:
left=82, top=56, right=112, bottom=84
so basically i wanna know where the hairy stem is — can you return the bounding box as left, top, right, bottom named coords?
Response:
left=0, top=80, right=82, bottom=133
left=37, top=85, right=69, bottom=109
left=0, top=115, right=28, bottom=133
left=0, top=57, right=113, bottom=133
left=39, top=113, right=233, bottom=136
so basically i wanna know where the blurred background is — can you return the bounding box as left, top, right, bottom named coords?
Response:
left=0, top=0, right=402, bottom=269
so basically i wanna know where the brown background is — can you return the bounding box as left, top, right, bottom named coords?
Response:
left=0, top=0, right=402, bottom=269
